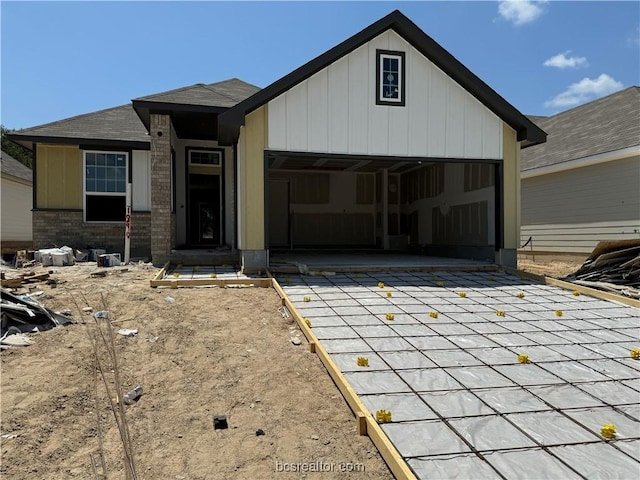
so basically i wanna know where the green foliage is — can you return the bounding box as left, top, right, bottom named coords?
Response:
left=1, top=125, right=33, bottom=168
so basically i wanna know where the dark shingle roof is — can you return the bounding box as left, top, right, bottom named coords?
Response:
left=1, top=150, right=32, bottom=183
left=522, top=86, right=640, bottom=171
left=9, top=104, right=149, bottom=146
left=134, top=78, right=261, bottom=108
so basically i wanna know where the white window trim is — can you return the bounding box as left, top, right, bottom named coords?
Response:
left=377, top=50, right=405, bottom=106
left=83, top=150, right=129, bottom=223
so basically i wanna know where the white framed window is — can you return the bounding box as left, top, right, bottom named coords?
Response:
left=84, top=151, right=128, bottom=222
left=189, top=149, right=221, bottom=166
left=376, top=50, right=405, bottom=106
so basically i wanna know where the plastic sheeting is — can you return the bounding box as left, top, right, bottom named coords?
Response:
left=279, top=270, right=640, bottom=480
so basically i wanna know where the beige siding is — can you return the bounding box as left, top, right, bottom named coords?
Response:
left=502, top=125, right=520, bottom=250
left=267, top=29, right=503, bottom=159
left=238, top=106, right=266, bottom=250
left=36, top=144, right=82, bottom=208
left=1, top=177, right=32, bottom=241
left=521, top=155, right=640, bottom=253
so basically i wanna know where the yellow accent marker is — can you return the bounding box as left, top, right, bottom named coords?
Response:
left=356, top=357, right=369, bottom=367
left=516, top=292, right=525, bottom=298
left=436, top=281, right=444, bottom=287
left=458, top=291, right=467, bottom=298
left=386, top=291, right=393, bottom=298
left=600, top=424, right=617, bottom=439
left=172, top=272, right=180, bottom=278
left=385, top=313, right=395, bottom=321
left=304, top=318, right=312, bottom=327
left=555, top=310, right=563, bottom=317
left=303, top=295, right=311, bottom=302
left=630, top=348, right=640, bottom=360
left=376, top=409, right=392, bottom=424
left=488, top=275, right=495, bottom=281
left=429, top=311, right=439, bottom=319
left=496, top=310, right=506, bottom=317
left=378, top=282, right=385, bottom=289
left=354, top=273, right=361, bottom=278
left=210, top=273, right=217, bottom=279
left=517, top=354, right=530, bottom=364
left=572, top=290, right=580, bottom=296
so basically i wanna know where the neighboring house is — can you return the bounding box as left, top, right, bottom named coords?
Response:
left=9, top=10, right=545, bottom=269
left=1, top=150, right=33, bottom=251
left=521, top=87, right=640, bottom=255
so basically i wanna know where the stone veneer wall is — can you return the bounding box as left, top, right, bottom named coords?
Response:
left=33, top=210, right=151, bottom=258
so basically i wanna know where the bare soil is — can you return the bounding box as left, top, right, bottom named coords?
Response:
left=1, top=263, right=392, bottom=479
left=517, top=252, right=587, bottom=279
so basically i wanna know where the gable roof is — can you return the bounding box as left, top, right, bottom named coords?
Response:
left=8, top=104, right=150, bottom=150
left=1, top=150, right=32, bottom=184
left=133, top=78, right=261, bottom=109
left=218, top=10, right=546, bottom=147
left=522, top=86, right=640, bottom=172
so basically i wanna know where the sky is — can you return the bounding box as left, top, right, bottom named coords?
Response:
left=1, top=1, right=639, bottom=130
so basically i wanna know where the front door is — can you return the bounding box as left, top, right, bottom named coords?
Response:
left=188, top=173, right=221, bottom=245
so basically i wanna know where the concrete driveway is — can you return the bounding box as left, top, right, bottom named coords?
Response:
left=279, top=270, right=640, bottom=479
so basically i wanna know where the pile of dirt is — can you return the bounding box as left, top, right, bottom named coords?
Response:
left=0, top=263, right=391, bottom=479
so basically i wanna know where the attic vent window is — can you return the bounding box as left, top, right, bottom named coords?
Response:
left=376, top=50, right=405, bottom=106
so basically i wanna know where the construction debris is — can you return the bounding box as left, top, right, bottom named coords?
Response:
left=564, top=240, right=640, bottom=298
left=1, top=272, right=50, bottom=288
left=35, top=247, right=75, bottom=267
left=1, top=288, right=74, bottom=347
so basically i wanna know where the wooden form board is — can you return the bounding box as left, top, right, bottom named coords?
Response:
left=150, top=263, right=271, bottom=288
left=504, top=267, right=640, bottom=308
left=270, top=274, right=417, bottom=480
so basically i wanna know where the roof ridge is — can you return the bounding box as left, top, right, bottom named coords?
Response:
left=16, top=104, right=133, bottom=132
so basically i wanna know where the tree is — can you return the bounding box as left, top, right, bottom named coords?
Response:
left=1, top=125, right=33, bottom=168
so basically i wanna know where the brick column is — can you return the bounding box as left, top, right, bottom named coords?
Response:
left=150, top=114, right=172, bottom=266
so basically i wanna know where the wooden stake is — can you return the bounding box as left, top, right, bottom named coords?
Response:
left=357, top=412, right=367, bottom=436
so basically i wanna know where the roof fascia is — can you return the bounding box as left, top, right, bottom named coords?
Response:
left=521, top=145, right=640, bottom=179
left=6, top=134, right=150, bottom=151
left=1, top=172, right=32, bottom=186
left=132, top=100, right=227, bottom=115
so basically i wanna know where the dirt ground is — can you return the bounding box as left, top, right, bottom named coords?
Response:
left=0, top=263, right=393, bottom=479
left=517, top=252, right=586, bottom=278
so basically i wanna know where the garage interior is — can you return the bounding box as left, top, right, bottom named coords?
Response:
left=267, top=152, right=499, bottom=263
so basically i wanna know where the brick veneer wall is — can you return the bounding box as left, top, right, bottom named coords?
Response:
left=33, top=210, right=151, bottom=258
left=150, top=114, right=172, bottom=266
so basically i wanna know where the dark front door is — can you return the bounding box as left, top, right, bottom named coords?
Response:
left=188, top=173, right=221, bottom=245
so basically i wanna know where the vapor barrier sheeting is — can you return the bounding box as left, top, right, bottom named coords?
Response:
left=279, top=270, right=640, bottom=480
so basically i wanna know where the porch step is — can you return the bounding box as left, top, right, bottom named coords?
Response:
left=169, top=249, right=239, bottom=267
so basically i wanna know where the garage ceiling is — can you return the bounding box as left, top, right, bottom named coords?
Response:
left=268, top=154, right=429, bottom=173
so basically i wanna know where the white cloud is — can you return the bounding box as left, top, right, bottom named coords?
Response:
left=544, top=74, right=624, bottom=109
left=543, top=51, right=588, bottom=69
left=498, top=0, right=548, bottom=26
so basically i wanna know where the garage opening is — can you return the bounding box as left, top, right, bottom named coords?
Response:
left=266, top=152, right=498, bottom=262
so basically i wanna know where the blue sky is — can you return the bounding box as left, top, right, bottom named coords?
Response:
left=1, top=1, right=639, bottom=129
